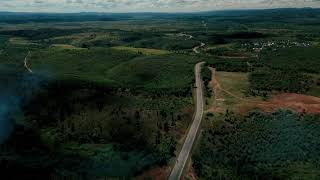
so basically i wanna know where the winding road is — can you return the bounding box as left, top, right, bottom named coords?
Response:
left=192, top=42, right=205, bottom=54
left=169, top=62, right=205, bottom=180
left=24, top=51, right=33, bottom=73
left=177, top=32, right=205, bottom=54
left=177, top=33, right=193, bottom=39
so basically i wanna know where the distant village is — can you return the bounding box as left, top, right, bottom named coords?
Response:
left=242, top=40, right=311, bottom=51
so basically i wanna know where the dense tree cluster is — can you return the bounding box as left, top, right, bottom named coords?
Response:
left=202, top=65, right=213, bottom=98
left=249, top=69, right=313, bottom=95
left=131, top=37, right=200, bottom=50
left=207, top=58, right=250, bottom=72
left=261, top=47, right=320, bottom=74
left=0, top=29, right=87, bottom=40
left=0, top=75, right=192, bottom=178
left=193, top=110, right=320, bottom=179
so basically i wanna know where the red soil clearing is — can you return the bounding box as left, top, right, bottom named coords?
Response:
left=137, top=166, right=170, bottom=180
left=240, top=93, right=320, bottom=114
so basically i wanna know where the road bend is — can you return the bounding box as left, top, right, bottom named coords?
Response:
left=192, top=42, right=205, bottom=54
left=169, top=62, right=205, bottom=180
left=24, top=51, right=33, bottom=73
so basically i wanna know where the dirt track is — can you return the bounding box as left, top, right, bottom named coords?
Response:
left=209, top=67, right=245, bottom=101
left=24, top=51, right=33, bottom=73
left=209, top=68, right=320, bottom=114
left=192, top=43, right=205, bottom=54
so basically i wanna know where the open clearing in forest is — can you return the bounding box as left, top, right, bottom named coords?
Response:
left=207, top=70, right=261, bottom=113
left=241, top=93, right=320, bottom=114
left=208, top=70, right=320, bottom=114
left=112, top=46, right=170, bottom=55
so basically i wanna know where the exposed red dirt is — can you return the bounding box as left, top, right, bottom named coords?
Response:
left=207, top=67, right=320, bottom=114
left=136, top=166, right=170, bottom=180
left=184, top=166, right=198, bottom=180
left=240, top=93, right=320, bottom=114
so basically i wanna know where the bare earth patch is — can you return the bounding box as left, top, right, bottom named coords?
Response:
left=136, top=166, right=170, bottom=180
left=207, top=70, right=320, bottom=114
left=184, top=165, right=198, bottom=180
left=243, top=93, right=320, bottom=114
left=207, top=70, right=261, bottom=113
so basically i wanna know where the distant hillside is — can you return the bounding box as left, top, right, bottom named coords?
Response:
left=0, top=8, right=320, bottom=24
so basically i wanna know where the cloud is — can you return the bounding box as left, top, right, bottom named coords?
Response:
left=0, top=0, right=319, bottom=12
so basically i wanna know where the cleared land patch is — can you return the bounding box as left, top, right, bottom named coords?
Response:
left=9, top=37, right=37, bottom=45
left=240, top=93, right=320, bottom=114
left=207, top=70, right=261, bottom=113
left=112, top=46, right=170, bottom=55
left=50, top=44, right=85, bottom=50
left=208, top=70, right=320, bottom=114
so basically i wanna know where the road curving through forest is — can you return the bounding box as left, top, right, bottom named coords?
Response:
left=169, top=62, right=205, bottom=180
left=24, top=51, right=33, bottom=73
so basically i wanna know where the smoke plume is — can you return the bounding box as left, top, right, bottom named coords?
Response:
left=0, top=96, right=16, bottom=144
left=0, top=65, right=45, bottom=144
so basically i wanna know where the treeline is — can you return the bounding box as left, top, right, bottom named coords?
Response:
left=130, top=37, right=200, bottom=50
left=118, top=31, right=159, bottom=43
left=207, top=58, right=250, bottom=72
left=261, top=47, right=320, bottom=74
left=0, top=13, right=130, bottom=24
left=249, top=69, right=313, bottom=95
left=202, top=65, right=212, bottom=86
left=247, top=47, right=320, bottom=94
left=196, top=31, right=267, bottom=45
left=227, top=32, right=266, bottom=39
left=205, top=47, right=252, bottom=58
left=193, top=110, right=320, bottom=179
left=0, top=28, right=89, bottom=40
left=130, top=86, right=192, bottom=97
left=202, top=65, right=213, bottom=98
left=82, top=31, right=160, bottom=48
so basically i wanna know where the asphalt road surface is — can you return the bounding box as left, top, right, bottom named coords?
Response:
left=169, top=62, right=205, bottom=180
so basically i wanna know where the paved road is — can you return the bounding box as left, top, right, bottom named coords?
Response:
left=169, top=62, right=205, bottom=180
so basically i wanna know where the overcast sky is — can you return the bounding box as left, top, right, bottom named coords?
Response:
left=0, top=0, right=319, bottom=13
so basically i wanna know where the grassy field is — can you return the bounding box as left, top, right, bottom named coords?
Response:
left=50, top=44, right=84, bottom=50
left=0, top=44, right=32, bottom=70
left=106, top=54, right=197, bottom=93
left=28, top=47, right=199, bottom=95
left=112, top=46, right=170, bottom=55
left=9, top=37, right=37, bottom=45
left=207, top=71, right=262, bottom=113
left=216, top=71, right=250, bottom=98
left=29, top=47, right=139, bottom=83
left=49, top=32, right=122, bottom=47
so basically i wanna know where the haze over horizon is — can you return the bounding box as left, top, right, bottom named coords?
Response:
left=0, top=0, right=320, bottom=13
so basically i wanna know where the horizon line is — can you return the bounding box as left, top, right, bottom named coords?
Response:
left=0, top=7, right=318, bottom=14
